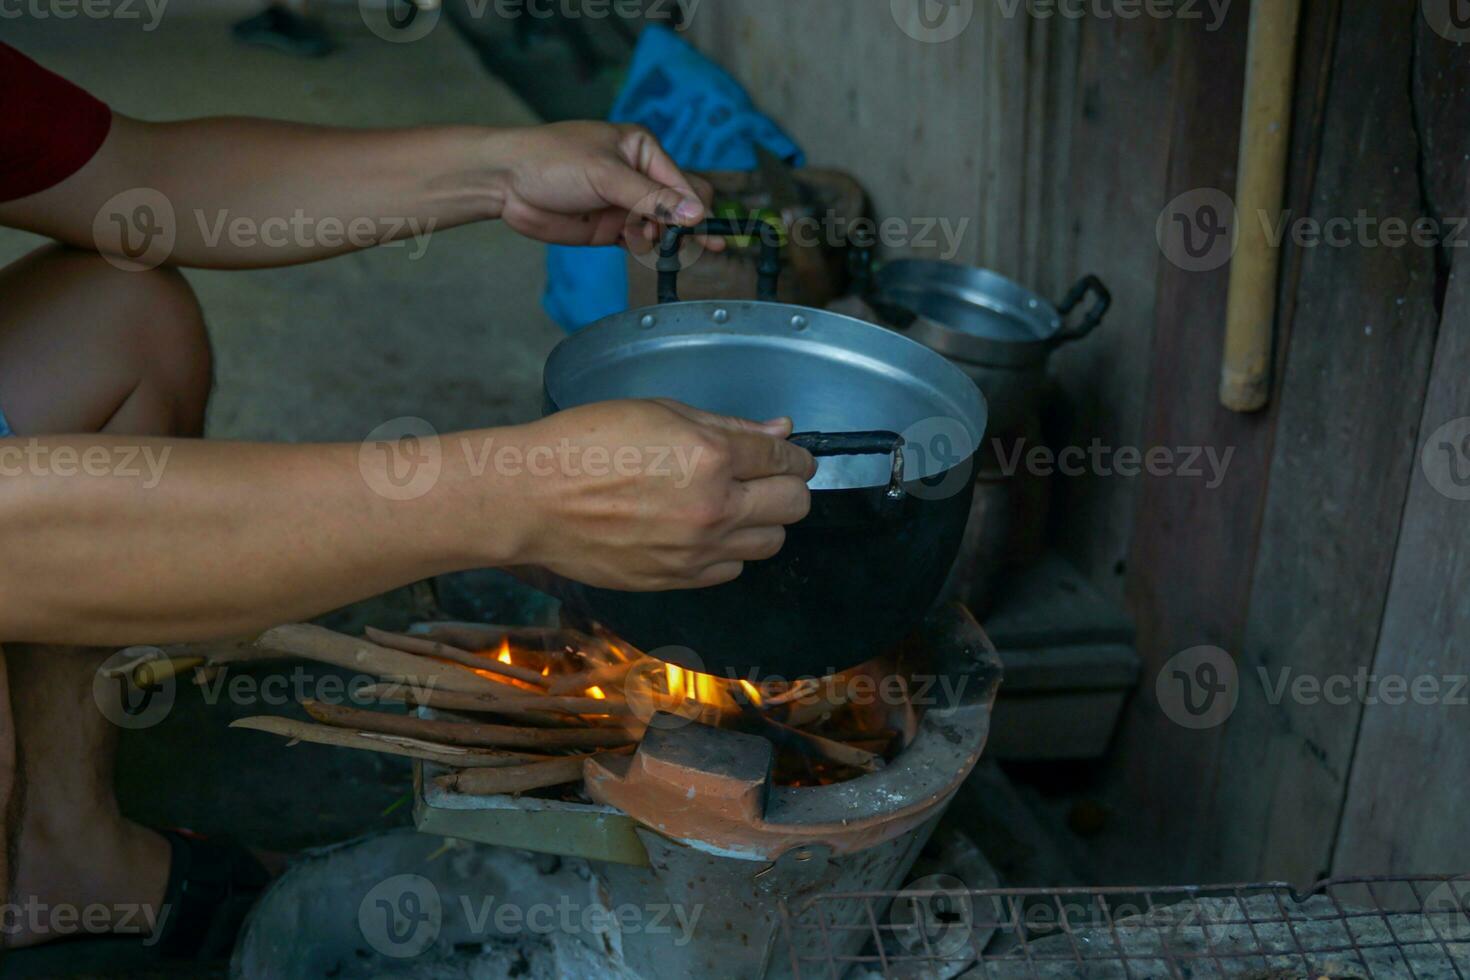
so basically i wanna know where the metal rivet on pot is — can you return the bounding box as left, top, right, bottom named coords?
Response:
left=791, top=314, right=808, bottom=330
left=713, top=308, right=729, bottom=324
left=1028, top=298, right=1040, bottom=309
left=639, top=314, right=656, bottom=329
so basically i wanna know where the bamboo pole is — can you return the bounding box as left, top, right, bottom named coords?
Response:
left=1220, top=0, right=1303, bottom=412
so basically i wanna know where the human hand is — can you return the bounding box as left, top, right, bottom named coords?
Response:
left=503, top=399, right=815, bottom=591
left=486, top=122, right=723, bottom=253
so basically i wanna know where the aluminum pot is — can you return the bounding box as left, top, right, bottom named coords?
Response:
left=542, top=219, right=988, bottom=677
left=860, top=257, right=1110, bottom=440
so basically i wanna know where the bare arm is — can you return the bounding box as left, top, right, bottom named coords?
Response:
left=0, top=116, right=715, bottom=268
left=0, top=402, right=813, bottom=647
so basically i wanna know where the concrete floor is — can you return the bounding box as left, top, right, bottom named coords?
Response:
left=2, top=9, right=568, bottom=976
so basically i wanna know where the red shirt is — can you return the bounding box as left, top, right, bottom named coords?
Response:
left=0, top=43, right=112, bottom=203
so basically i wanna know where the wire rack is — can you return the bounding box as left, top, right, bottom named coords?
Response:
left=780, top=875, right=1470, bottom=978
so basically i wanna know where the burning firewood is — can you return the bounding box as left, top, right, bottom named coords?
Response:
left=364, top=627, right=550, bottom=688
left=355, top=683, right=620, bottom=728
left=299, top=699, right=636, bottom=750
left=230, top=620, right=907, bottom=796
left=258, top=624, right=515, bottom=697
left=547, top=660, right=635, bottom=696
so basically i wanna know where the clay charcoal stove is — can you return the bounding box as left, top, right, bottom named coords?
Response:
left=406, top=604, right=1003, bottom=978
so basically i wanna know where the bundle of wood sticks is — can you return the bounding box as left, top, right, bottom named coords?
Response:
left=122, top=621, right=900, bottom=797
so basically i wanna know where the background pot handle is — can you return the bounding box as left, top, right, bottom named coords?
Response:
left=791, top=430, right=907, bottom=501
left=657, top=218, right=784, bottom=304
left=1052, top=274, right=1112, bottom=346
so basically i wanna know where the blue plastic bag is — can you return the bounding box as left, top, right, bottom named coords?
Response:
left=543, top=25, right=805, bottom=332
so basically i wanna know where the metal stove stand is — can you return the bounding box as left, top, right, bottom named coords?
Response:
left=781, top=874, right=1470, bottom=978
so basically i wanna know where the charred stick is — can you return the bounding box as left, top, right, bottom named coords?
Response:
left=547, top=660, right=634, bottom=696
left=760, top=717, right=883, bottom=773
left=300, top=699, right=635, bottom=750
left=230, top=716, right=545, bottom=768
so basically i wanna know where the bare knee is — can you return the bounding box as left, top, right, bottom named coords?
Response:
left=113, top=260, right=213, bottom=437
left=0, top=244, right=213, bottom=437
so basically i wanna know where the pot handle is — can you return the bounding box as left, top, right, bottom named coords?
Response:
left=791, top=430, right=907, bottom=501
left=657, top=218, right=784, bottom=304
left=1052, top=274, right=1112, bottom=346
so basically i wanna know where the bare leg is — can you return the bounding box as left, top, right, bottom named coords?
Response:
left=0, top=244, right=212, bottom=948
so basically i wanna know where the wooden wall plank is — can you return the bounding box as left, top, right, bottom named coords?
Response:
left=1332, top=259, right=1470, bottom=873
left=1097, top=0, right=1349, bottom=883
left=1206, top=3, right=1445, bottom=885
left=1097, top=4, right=1261, bottom=879
left=1046, top=12, right=1178, bottom=601
left=1330, top=13, right=1470, bottom=875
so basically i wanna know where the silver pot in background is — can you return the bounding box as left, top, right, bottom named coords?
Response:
left=838, top=251, right=1110, bottom=615
left=869, top=259, right=1110, bottom=441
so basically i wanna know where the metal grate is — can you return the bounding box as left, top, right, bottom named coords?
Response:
left=780, top=875, right=1470, bottom=978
